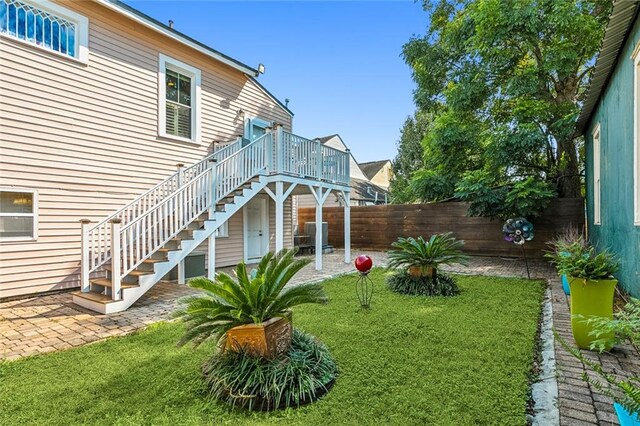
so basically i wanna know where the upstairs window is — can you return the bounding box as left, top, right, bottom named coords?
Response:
left=0, top=0, right=88, bottom=62
left=0, top=189, right=38, bottom=241
left=158, top=54, right=201, bottom=143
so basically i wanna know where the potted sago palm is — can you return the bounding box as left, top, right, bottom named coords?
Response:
left=175, top=249, right=327, bottom=359
left=387, top=232, right=469, bottom=279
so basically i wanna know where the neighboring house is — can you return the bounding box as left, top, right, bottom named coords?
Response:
left=359, top=159, right=393, bottom=190
left=0, top=0, right=351, bottom=312
left=577, top=1, right=640, bottom=297
left=295, top=135, right=389, bottom=210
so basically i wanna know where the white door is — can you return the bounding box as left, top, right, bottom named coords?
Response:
left=244, top=197, right=268, bottom=261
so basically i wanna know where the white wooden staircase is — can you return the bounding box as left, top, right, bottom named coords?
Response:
left=72, top=128, right=351, bottom=314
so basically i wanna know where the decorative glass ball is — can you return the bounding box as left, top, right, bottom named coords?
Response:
left=355, top=255, right=373, bottom=273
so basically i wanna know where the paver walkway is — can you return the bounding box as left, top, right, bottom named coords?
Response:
left=551, top=277, right=640, bottom=426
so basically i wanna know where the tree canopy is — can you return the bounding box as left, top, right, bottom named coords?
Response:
left=392, top=0, right=612, bottom=218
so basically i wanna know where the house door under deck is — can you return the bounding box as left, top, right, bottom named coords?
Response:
left=244, top=197, right=269, bottom=262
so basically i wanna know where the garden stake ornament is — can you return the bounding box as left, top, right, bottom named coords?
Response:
left=354, top=255, right=373, bottom=308
left=502, top=218, right=534, bottom=279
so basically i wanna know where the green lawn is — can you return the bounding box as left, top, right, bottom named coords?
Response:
left=0, top=271, right=545, bottom=426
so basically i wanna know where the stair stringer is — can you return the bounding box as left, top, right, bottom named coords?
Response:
left=75, top=176, right=270, bottom=314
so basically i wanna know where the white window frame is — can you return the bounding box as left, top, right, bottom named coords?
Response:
left=216, top=220, right=229, bottom=238
left=0, top=188, right=38, bottom=242
left=244, top=117, right=271, bottom=141
left=0, top=0, right=89, bottom=63
left=634, top=44, right=640, bottom=225
left=592, top=123, right=602, bottom=226
left=158, top=53, right=201, bottom=144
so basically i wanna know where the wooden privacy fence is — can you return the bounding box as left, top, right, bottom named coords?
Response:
left=297, top=198, right=585, bottom=259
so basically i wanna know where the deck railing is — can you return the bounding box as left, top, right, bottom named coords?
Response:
left=80, top=128, right=349, bottom=299
left=278, top=130, right=350, bottom=184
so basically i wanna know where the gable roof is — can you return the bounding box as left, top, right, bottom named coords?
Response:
left=97, top=0, right=293, bottom=117
left=317, top=134, right=339, bottom=144
left=577, top=1, right=640, bottom=133
left=359, top=160, right=391, bottom=180
left=351, top=178, right=389, bottom=203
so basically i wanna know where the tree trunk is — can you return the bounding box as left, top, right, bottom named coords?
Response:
left=556, top=136, right=582, bottom=198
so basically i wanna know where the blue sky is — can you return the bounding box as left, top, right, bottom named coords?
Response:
left=127, top=1, right=427, bottom=163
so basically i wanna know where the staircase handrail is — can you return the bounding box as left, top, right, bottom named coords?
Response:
left=115, top=134, right=271, bottom=281
left=84, top=138, right=244, bottom=274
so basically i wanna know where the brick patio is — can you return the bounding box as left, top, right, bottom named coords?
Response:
left=2, top=251, right=638, bottom=426
left=551, top=277, right=640, bottom=426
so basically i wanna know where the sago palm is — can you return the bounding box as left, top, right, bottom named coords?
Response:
left=387, top=232, right=469, bottom=275
left=175, top=249, right=327, bottom=348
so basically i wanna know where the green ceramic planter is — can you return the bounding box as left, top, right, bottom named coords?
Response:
left=568, top=276, right=617, bottom=350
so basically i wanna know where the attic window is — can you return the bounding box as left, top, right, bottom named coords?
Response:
left=0, top=0, right=88, bottom=62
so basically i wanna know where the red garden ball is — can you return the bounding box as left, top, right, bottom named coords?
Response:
left=355, top=255, right=373, bottom=273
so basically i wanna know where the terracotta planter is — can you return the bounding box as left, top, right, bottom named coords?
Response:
left=408, top=266, right=435, bottom=279
left=225, top=314, right=292, bottom=359
left=568, top=277, right=617, bottom=349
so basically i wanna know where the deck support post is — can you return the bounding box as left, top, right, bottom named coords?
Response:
left=80, top=219, right=91, bottom=292
left=310, top=185, right=331, bottom=271
left=110, top=218, right=122, bottom=300
left=208, top=233, right=216, bottom=280
left=343, top=191, right=351, bottom=264
left=275, top=181, right=284, bottom=252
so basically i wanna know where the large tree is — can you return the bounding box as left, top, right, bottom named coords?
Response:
left=389, top=112, right=429, bottom=203
left=402, top=0, right=612, bottom=205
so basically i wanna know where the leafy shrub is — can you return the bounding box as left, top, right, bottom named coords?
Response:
left=387, top=270, right=460, bottom=297
left=545, top=242, right=619, bottom=280
left=175, top=249, right=327, bottom=349
left=202, top=328, right=338, bottom=411
left=562, top=299, right=640, bottom=416
left=454, top=172, right=555, bottom=220
left=387, top=233, right=469, bottom=276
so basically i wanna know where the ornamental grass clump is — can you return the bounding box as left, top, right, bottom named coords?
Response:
left=202, top=328, right=338, bottom=411
left=386, top=233, right=468, bottom=296
left=546, top=241, right=619, bottom=281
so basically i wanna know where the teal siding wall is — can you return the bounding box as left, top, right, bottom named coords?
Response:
left=586, top=16, right=640, bottom=297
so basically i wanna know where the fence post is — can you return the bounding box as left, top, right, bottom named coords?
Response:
left=80, top=219, right=91, bottom=292
left=110, top=218, right=122, bottom=301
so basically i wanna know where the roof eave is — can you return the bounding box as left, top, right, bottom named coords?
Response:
left=96, top=0, right=259, bottom=77
left=577, top=1, right=640, bottom=133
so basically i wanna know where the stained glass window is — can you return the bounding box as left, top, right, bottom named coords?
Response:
left=0, top=0, right=77, bottom=58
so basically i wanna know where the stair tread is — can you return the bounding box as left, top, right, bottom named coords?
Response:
left=103, top=266, right=154, bottom=276
left=72, top=291, right=118, bottom=304
left=142, top=258, right=166, bottom=264
left=90, top=278, right=138, bottom=289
